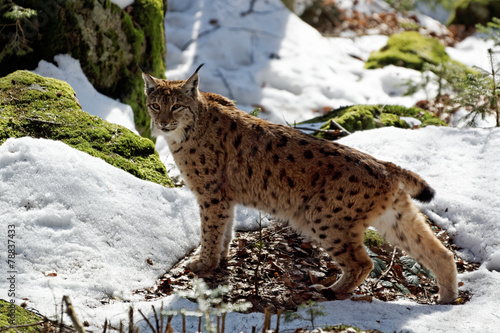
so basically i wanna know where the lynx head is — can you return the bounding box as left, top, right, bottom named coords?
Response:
left=141, top=64, right=204, bottom=143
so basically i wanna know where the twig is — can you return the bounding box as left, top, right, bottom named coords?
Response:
left=254, top=213, right=264, bottom=298
left=275, top=308, right=282, bottom=333
left=0, top=321, right=45, bottom=332
left=22, top=116, right=65, bottom=126
left=62, top=296, right=86, bottom=333
left=328, top=119, right=351, bottom=135
left=287, top=123, right=347, bottom=139
left=215, top=69, right=235, bottom=100
left=129, top=306, right=134, bottom=333
left=289, top=125, right=341, bottom=134
left=138, top=309, right=155, bottom=333
left=181, top=26, right=220, bottom=51
left=60, top=298, right=64, bottom=333
left=160, top=303, right=164, bottom=333
left=152, top=305, right=160, bottom=333
left=165, top=315, right=174, bottom=333
left=241, top=0, right=258, bottom=16
left=262, top=306, right=272, bottom=333
left=372, top=248, right=397, bottom=289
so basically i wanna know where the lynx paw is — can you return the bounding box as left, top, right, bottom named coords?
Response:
left=186, top=256, right=218, bottom=273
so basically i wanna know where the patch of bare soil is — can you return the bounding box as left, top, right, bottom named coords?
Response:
left=304, top=1, right=473, bottom=45
left=135, top=217, right=479, bottom=314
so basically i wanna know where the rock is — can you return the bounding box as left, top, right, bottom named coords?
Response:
left=300, top=104, right=446, bottom=139
left=0, top=0, right=166, bottom=138
left=365, top=31, right=469, bottom=73
left=447, top=0, right=500, bottom=27
left=0, top=70, right=173, bottom=187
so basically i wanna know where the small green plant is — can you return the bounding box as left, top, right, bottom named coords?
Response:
left=0, top=1, right=37, bottom=62
left=452, top=48, right=500, bottom=127
left=365, top=246, right=387, bottom=279
left=364, top=229, right=385, bottom=248
left=249, top=107, right=261, bottom=117
left=403, top=61, right=464, bottom=100
left=163, top=278, right=251, bottom=333
left=400, top=255, right=435, bottom=286
left=283, top=300, right=327, bottom=330
left=476, top=17, right=500, bottom=48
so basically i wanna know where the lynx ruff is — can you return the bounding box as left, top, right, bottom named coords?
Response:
left=142, top=65, right=458, bottom=304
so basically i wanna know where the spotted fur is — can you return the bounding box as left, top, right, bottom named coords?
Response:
left=142, top=66, right=457, bottom=304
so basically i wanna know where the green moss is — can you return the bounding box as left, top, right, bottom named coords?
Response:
left=325, top=106, right=376, bottom=133
left=365, top=31, right=450, bottom=71
left=301, top=104, right=446, bottom=138
left=380, top=112, right=409, bottom=128
left=0, top=0, right=166, bottom=140
left=447, top=0, right=500, bottom=27
left=127, top=0, right=166, bottom=138
left=0, top=70, right=173, bottom=187
left=364, top=229, right=385, bottom=248
left=0, top=300, right=42, bottom=333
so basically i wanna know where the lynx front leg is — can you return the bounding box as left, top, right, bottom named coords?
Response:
left=187, top=198, right=234, bottom=272
left=220, top=210, right=235, bottom=259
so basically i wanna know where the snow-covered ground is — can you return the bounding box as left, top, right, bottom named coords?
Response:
left=2, top=0, right=500, bottom=332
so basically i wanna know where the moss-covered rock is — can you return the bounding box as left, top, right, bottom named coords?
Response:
left=0, top=299, right=43, bottom=333
left=0, top=0, right=166, bottom=138
left=447, top=0, right=500, bottom=27
left=365, top=31, right=463, bottom=72
left=0, top=70, right=173, bottom=187
left=301, top=104, right=446, bottom=139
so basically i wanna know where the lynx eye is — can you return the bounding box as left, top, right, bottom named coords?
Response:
left=172, top=103, right=185, bottom=111
left=150, top=103, right=160, bottom=111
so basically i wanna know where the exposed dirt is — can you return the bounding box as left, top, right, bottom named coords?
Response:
left=135, top=217, right=479, bottom=314
left=303, top=1, right=474, bottom=45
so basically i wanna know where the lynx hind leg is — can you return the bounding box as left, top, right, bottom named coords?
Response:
left=371, top=192, right=458, bottom=304
left=187, top=199, right=235, bottom=272
left=320, top=229, right=374, bottom=296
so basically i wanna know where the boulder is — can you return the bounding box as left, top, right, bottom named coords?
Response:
left=0, top=70, right=173, bottom=187
left=0, top=0, right=166, bottom=138
left=0, top=299, right=42, bottom=333
left=300, top=104, right=446, bottom=140
left=447, top=0, right=500, bottom=27
left=365, top=31, right=466, bottom=72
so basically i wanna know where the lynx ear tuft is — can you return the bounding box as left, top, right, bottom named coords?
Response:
left=139, top=64, right=158, bottom=94
left=183, top=64, right=204, bottom=98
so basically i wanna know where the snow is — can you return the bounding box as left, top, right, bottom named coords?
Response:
left=0, top=137, right=263, bottom=318
left=110, top=0, right=134, bottom=9
left=2, top=0, right=500, bottom=332
left=32, top=54, right=138, bottom=134
left=446, top=37, right=496, bottom=71
left=339, top=126, right=500, bottom=267
left=163, top=0, right=434, bottom=126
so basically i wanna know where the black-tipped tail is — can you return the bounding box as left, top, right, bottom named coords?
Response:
left=414, top=186, right=435, bottom=203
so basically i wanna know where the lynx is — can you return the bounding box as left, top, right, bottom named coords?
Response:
left=141, top=65, right=458, bottom=304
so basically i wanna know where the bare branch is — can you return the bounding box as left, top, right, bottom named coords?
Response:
left=62, top=296, right=86, bottom=333
left=0, top=321, right=45, bottom=332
